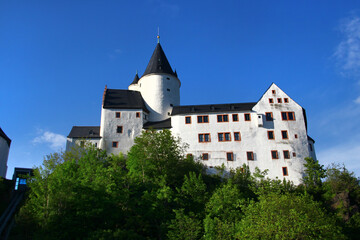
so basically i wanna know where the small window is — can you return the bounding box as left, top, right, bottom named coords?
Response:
left=271, top=150, right=279, bottom=159
left=283, top=150, right=290, bottom=159
left=166, top=77, right=170, bottom=80
left=167, top=88, right=170, bottom=91
left=293, top=152, right=296, bottom=157
left=282, top=167, right=288, bottom=176
left=309, top=144, right=313, bottom=151
left=244, top=113, right=251, bottom=121
left=116, top=126, right=123, bottom=133
left=268, top=131, right=275, bottom=140
left=217, top=114, right=229, bottom=122
left=185, top=116, right=191, bottom=124
left=218, top=132, right=231, bottom=142
left=170, top=104, right=173, bottom=107
left=269, top=98, right=274, bottom=103
left=277, top=98, right=282, bottom=103
left=232, top=114, right=239, bottom=122
left=295, top=134, right=298, bottom=139
left=112, top=141, right=118, bottom=148
left=94, top=143, right=97, bottom=147
left=186, top=153, right=193, bottom=159
left=197, top=115, right=209, bottom=123
left=80, top=141, right=85, bottom=147
left=281, top=112, right=296, bottom=121
left=226, top=152, right=234, bottom=161
left=202, top=153, right=209, bottom=160
left=234, top=132, right=241, bottom=141
left=265, top=112, right=273, bottom=121
left=281, top=130, right=288, bottom=139
left=284, top=98, right=289, bottom=103
left=272, top=90, right=276, bottom=94
left=247, top=152, right=254, bottom=161
left=115, top=112, right=121, bottom=118
left=199, top=133, right=211, bottom=143
left=136, top=112, right=141, bottom=118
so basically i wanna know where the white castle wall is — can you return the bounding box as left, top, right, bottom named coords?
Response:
left=136, top=73, right=180, bottom=121
left=100, top=108, right=144, bottom=155
left=66, top=138, right=100, bottom=150
left=0, top=137, right=10, bottom=178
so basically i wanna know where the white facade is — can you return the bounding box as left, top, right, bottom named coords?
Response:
left=0, top=129, right=11, bottom=178
left=66, top=42, right=316, bottom=185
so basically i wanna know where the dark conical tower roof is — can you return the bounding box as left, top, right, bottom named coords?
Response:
left=131, top=72, right=140, bottom=85
left=143, top=43, right=176, bottom=77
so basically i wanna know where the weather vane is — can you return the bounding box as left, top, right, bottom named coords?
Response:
left=157, top=27, right=160, bottom=43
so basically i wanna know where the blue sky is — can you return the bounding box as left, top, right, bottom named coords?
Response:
left=1, top=0, right=360, bottom=179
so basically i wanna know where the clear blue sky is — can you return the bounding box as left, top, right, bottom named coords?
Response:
left=1, top=0, right=360, bottom=179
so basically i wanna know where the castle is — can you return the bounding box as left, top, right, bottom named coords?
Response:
left=66, top=39, right=316, bottom=185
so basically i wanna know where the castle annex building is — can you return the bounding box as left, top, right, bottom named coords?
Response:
left=0, top=127, right=11, bottom=178
left=66, top=41, right=316, bottom=185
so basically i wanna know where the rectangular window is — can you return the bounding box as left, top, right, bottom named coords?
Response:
left=281, top=130, right=288, bottom=139
left=202, top=153, right=209, bottom=160
left=115, top=112, right=121, bottom=118
left=234, top=132, right=241, bottom=141
left=116, top=126, right=123, bottom=133
left=186, top=153, right=193, bottom=158
left=247, top=152, right=254, bottom=160
left=309, top=144, right=313, bottom=151
left=281, top=111, right=296, bottom=121
left=217, top=114, right=229, bottom=122
left=283, top=150, right=290, bottom=159
left=277, top=98, right=282, bottom=103
left=269, top=98, right=274, bottom=103
left=271, top=150, right=279, bottom=159
left=244, top=113, right=251, bottom=121
left=136, top=112, right=141, bottom=118
left=265, top=112, right=273, bottom=121
left=284, top=98, right=289, bottom=103
left=218, top=132, right=231, bottom=142
left=293, top=152, right=296, bottom=157
left=282, top=167, right=288, bottom=176
left=268, top=131, right=275, bottom=140
left=198, top=133, right=211, bottom=143
left=272, top=90, right=276, bottom=94
left=167, top=88, right=170, bottom=91
left=197, top=115, right=209, bottom=123
left=232, top=114, right=239, bottom=122
left=112, top=141, right=118, bottom=148
left=295, top=134, right=298, bottom=139
left=226, top=152, right=234, bottom=161
left=185, top=116, right=191, bottom=124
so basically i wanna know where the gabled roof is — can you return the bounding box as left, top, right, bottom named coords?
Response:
left=103, top=89, right=149, bottom=112
left=143, top=118, right=172, bottom=129
left=143, top=43, right=176, bottom=77
left=130, top=73, right=140, bottom=85
left=171, top=102, right=257, bottom=115
left=0, top=128, right=11, bottom=146
left=67, top=126, right=101, bottom=138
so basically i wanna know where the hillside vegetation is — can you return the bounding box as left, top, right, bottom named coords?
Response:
left=10, top=130, right=360, bottom=240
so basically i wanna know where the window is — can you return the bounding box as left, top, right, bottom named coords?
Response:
left=94, top=143, right=97, bottom=147
left=309, top=144, right=313, bottom=151
left=282, top=167, right=288, bottom=176
left=226, top=152, right=234, bottom=161
left=198, top=133, right=211, bottom=143
left=234, top=132, right=241, bottom=141
left=170, top=104, right=173, bottom=107
left=271, top=150, right=279, bottom=159
left=281, top=111, right=296, bottom=121
left=244, top=113, right=251, bottom=121
left=136, top=112, right=141, bottom=118
left=295, top=134, right=298, bottom=139
left=265, top=112, right=273, bottom=121
left=277, top=98, right=282, bottom=103
left=185, top=116, right=191, bottom=124
left=269, top=98, right=274, bottom=103
left=116, top=126, right=123, bottom=133
left=283, top=150, right=290, bottom=159
left=197, top=115, right=209, bottom=123
left=232, top=114, right=239, bottom=122
left=167, top=88, right=170, bottom=91
left=267, top=131, right=275, bottom=140
left=293, top=152, right=296, bottom=157
left=217, top=114, right=229, bottom=122
left=247, top=152, right=254, bottom=160
left=80, top=141, right=85, bottom=147
left=186, top=153, right=193, bottom=159
left=115, top=112, right=121, bottom=118
left=112, top=141, right=118, bottom=148
left=166, top=77, right=170, bottom=80
left=272, top=90, right=276, bottom=94
left=284, top=98, right=289, bottom=103
left=202, top=153, right=209, bottom=160
left=218, top=132, right=231, bottom=142
left=281, top=130, right=288, bottom=139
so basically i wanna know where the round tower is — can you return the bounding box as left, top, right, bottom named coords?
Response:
left=129, top=42, right=181, bottom=122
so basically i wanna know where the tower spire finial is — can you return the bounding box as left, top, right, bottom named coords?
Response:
left=157, top=27, right=160, bottom=43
